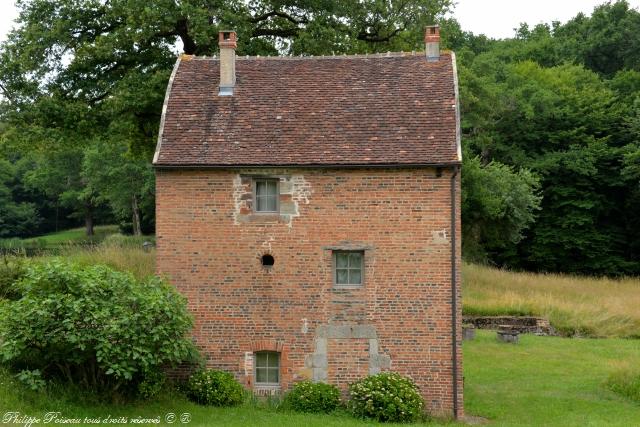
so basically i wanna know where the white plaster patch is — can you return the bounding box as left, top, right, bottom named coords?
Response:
left=244, top=351, right=254, bottom=376
left=301, top=318, right=309, bottom=334
left=232, top=174, right=245, bottom=225
left=291, top=175, right=312, bottom=205
left=284, top=174, right=313, bottom=228
left=432, top=229, right=449, bottom=244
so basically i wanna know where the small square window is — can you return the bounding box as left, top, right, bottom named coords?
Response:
left=254, top=178, right=279, bottom=213
left=334, top=251, right=364, bottom=286
left=255, top=351, right=280, bottom=386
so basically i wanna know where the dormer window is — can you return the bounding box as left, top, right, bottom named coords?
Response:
left=254, top=178, right=279, bottom=213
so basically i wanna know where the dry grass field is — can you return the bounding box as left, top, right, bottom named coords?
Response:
left=463, top=263, right=640, bottom=338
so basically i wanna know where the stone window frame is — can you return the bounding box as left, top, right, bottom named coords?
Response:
left=252, top=177, right=280, bottom=213
left=332, top=250, right=365, bottom=288
left=254, top=351, right=280, bottom=387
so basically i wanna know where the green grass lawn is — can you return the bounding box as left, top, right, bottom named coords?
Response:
left=0, top=225, right=120, bottom=250
left=2, top=331, right=638, bottom=426
left=464, top=331, right=640, bottom=426
left=21, top=225, right=119, bottom=245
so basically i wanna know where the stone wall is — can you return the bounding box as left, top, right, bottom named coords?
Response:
left=463, top=316, right=557, bottom=336
left=155, top=167, right=462, bottom=417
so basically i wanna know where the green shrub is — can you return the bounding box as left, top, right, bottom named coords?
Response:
left=0, top=256, right=26, bottom=300
left=606, top=365, right=640, bottom=402
left=15, top=369, right=46, bottom=391
left=186, top=370, right=245, bottom=406
left=0, top=260, right=197, bottom=395
left=137, top=370, right=166, bottom=400
left=349, top=372, right=424, bottom=422
left=283, top=381, right=341, bottom=413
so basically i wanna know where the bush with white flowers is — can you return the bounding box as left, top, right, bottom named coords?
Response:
left=348, top=372, right=424, bottom=422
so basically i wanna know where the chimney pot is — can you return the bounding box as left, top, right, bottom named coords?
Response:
left=425, top=25, right=440, bottom=62
left=218, top=30, right=237, bottom=96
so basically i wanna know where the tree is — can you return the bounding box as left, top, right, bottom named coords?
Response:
left=556, top=1, right=640, bottom=77
left=461, top=155, right=541, bottom=263
left=83, top=140, right=154, bottom=236
left=23, top=148, right=99, bottom=236
left=0, top=158, right=39, bottom=237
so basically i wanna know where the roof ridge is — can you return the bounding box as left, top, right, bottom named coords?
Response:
left=181, top=51, right=452, bottom=61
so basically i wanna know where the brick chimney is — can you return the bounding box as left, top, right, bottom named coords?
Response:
left=425, top=25, right=440, bottom=62
left=218, top=30, right=237, bottom=96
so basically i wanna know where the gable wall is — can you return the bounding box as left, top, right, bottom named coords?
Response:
left=156, top=167, right=462, bottom=417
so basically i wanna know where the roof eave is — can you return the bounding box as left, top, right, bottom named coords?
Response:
left=153, top=161, right=462, bottom=170
left=153, top=55, right=183, bottom=165
left=451, top=52, right=463, bottom=163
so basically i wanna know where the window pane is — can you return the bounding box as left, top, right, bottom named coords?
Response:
left=256, top=352, right=268, bottom=367
left=348, top=252, right=362, bottom=268
left=256, top=181, right=267, bottom=196
left=256, top=368, right=267, bottom=383
left=349, top=269, right=362, bottom=285
left=267, top=353, right=279, bottom=368
left=267, top=180, right=278, bottom=194
left=336, top=269, right=348, bottom=284
left=267, top=368, right=279, bottom=383
left=266, top=195, right=277, bottom=211
left=336, top=253, right=348, bottom=268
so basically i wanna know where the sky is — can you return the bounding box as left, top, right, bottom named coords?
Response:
left=0, top=1, right=638, bottom=42
left=454, top=0, right=640, bottom=39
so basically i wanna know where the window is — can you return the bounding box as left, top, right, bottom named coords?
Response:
left=255, top=351, right=280, bottom=385
left=334, top=251, right=364, bottom=286
left=261, top=254, right=275, bottom=267
left=254, top=178, right=279, bottom=212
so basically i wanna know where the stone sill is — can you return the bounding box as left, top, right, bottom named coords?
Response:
left=253, top=386, right=281, bottom=396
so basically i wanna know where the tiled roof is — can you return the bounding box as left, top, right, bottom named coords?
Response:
left=153, top=52, right=461, bottom=167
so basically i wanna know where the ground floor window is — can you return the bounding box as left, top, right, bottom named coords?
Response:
left=255, top=351, right=280, bottom=386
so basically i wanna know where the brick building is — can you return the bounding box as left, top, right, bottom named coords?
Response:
left=153, top=26, right=463, bottom=418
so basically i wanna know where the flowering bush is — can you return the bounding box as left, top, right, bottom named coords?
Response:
left=186, top=370, right=245, bottom=406
left=283, top=381, right=341, bottom=413
left=348, top=372, right=424, bottom=422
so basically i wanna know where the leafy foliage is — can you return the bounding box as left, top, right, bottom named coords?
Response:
left=137, top=369, right=167, bottom=400
left=0, top=158, right=39, bottom=237
left=186, top=369, right=245, bottom=406
left=0, top=260, right=196, bottom=394
left=0, top=256, right=27, bottom=300
left=348, top=372, right=424, bottom=422
left=458, top=2, right=640, bottom=274
left=462, top=155, right=541, bottom=262
left=15, top=369, right=46, bottom=391
left=283, top=381, right=341, bottom=413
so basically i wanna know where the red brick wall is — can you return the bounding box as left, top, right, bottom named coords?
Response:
left=155, top=167, right=463, bottom=417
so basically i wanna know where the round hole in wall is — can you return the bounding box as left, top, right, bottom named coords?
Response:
left=261, top=254, right=275, bottom=267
